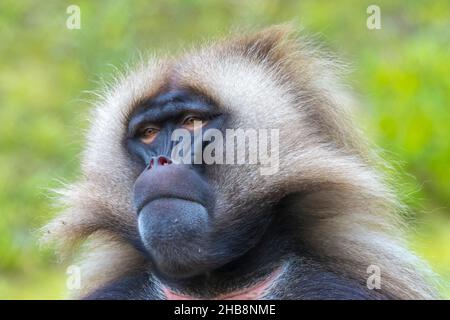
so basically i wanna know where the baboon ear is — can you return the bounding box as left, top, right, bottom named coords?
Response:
left=224, top=24, right=298, bottom=64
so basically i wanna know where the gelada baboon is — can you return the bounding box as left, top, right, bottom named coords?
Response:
left=43, top=25, right=437, bottom=299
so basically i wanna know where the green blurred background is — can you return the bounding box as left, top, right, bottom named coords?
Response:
left=0, top=0, right=449, bottom=299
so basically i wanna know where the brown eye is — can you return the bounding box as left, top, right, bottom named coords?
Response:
left=182, top=116, right=205, bottom=130
left=140, top=127, right=159, bottom=144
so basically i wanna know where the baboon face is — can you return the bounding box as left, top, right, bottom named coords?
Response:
left=127, top=88, right=275, bottom=279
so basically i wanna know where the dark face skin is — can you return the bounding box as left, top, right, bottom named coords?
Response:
left=127, top=90, right=269, bottom=280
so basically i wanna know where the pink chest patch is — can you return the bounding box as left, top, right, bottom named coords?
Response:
left=162, top=268, right=282, bottom=300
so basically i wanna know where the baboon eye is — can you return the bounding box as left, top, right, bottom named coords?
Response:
left=182, top=115, right=206, bottom=131
left=139, top=126, right=159, bottom=144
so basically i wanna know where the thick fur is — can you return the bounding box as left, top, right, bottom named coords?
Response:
left=42, top=25, right=437, bottom=299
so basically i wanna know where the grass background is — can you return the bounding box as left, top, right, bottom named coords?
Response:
left=0, top=0, right=449, bottom=299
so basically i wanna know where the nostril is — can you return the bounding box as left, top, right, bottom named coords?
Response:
left=158, top=156, right=172, bottom=166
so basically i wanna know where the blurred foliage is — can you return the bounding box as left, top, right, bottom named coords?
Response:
left=0, top=0, right=449, bottom=299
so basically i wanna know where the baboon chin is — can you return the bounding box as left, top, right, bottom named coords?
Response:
left=43, top=25, right=438, bottom=300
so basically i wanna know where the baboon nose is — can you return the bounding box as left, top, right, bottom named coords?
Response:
left=148, top=156, right=173, bottom=170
